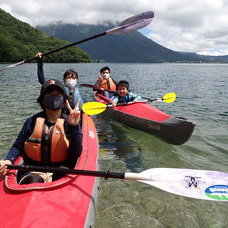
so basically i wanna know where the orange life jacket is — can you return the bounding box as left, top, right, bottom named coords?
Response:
left=97, top=77, right=116, bottom=91
left=24, top=117, right=69, bottom=163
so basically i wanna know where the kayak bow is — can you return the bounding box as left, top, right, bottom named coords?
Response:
left=0, top=113, right=99, bottom=228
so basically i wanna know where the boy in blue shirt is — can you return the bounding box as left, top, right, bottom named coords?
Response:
left=112, top=80, right=142, bottom=106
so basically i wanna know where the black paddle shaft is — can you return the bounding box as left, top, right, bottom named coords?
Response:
left=24, top=32, right=107, bottom=63
left=80, top=84, right=116, bottom=93
left=6, top=164, right=125, bottom=179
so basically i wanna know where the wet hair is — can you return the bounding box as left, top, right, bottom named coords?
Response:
left=63, top=69, right=78, bottom=80
left=117, top=80, right=129, bottom=90
left=100, top=66, right=110, bottom=74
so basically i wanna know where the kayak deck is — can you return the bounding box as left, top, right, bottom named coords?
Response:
left=114, top=102, right=170, bottom=122
left=94, top=92, right=195, bottom=145
left=0, top=113, right=99, bottom=228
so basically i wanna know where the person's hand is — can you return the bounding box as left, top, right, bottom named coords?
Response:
left=110, top=100, right=117, bottom=107
left=66, top=99, right=80, bottom=126
left=0, top=160, right=12, bottom=175
left=36, top=52, right=43, bottom=58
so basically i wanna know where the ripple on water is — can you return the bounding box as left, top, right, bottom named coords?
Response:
left=1, top=63, right=228, bottom=227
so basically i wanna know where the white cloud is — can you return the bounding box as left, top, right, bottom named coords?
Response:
left=146, top=0, right=228, bottom=55
left=0, top=0, right=228, bottom=56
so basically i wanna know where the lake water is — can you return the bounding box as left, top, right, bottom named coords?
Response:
left=0, top=63, right=227, bottom=227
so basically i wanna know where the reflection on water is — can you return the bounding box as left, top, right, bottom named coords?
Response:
left=95, top=117, right=228, bottom=228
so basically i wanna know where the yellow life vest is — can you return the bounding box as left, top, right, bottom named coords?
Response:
left=24, top=117, right=69, bottom=163
left=97, top=77, right=116, bottom=91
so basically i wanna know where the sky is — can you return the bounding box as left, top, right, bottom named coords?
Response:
left=1, top=0, right=228, bottom=56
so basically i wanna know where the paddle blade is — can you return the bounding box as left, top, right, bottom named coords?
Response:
left=0, top=61, right=25, bottom=72
left=107, top=11, right=154, bottom=35
left=138, top=168, right=228, bottom=201
left=161, top=92, right=176, bottom=103
left=82, top=102, right=107, bottom=115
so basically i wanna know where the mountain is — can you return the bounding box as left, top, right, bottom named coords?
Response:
left=37, top=23, right=228, bottom=63
left=0, top=9, right=90, bottom=63
left=1, top=7, right=227, bottom=64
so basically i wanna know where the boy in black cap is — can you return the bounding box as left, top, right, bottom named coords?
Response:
left=0, top=79, right=82, bottom=184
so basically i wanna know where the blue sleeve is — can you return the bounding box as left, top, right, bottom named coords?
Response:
left=129, top=92, right=142, bottom=102
left=112, top=95, right=119, bottom=103
left=65, top=123, right=83, bottom=168
left=37, top=58, right=46, bottom=85
left=73, top=88, right=86, bottom=109
left=133, top=95, right=142, bottom=101
left=5, top=117, right=34, bottom=163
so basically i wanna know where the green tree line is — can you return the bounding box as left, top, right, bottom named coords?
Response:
left=0, top=9, right=91, bottom=63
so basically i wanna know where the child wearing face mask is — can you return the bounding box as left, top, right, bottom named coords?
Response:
left=36, top=53, right=84, bottom=109
left=94, top=66, right=117, bottom=98
left=63, top=69, right=84, bottom=109
left=0, top=79, right=82, bottom=184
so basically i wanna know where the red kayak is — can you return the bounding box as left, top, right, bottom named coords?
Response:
left=0, top=113, right=99, bottom=228
left=94, top=91, right=195, bottom=145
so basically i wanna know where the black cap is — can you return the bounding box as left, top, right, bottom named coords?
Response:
left=40, top=79, right=66, bottom=96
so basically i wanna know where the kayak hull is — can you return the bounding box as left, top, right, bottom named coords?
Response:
left=0, top=113, right=99, bottom=228
left=94, top=92, right=195, bottom=145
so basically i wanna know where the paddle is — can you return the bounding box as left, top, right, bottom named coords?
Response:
left=142, top=92, right=176, bottom=103
left=6, top=164, right=228, bottom=201
left=0, top=11, right=154, bottom=71
left=80, top=83, right=117, bottom=93
left=82, top=93, right=176, bottom=115
left=82, top=102, right=114, bottom=115
left=80, top=84, right=176, bottom=103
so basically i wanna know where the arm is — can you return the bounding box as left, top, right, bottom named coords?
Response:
left=129, top=92, right=142, bottom=102
left=65, top=124, right=83, bottom=168
left=112, top=95, right=119, bottom=104
left=5, top=117, right=34, bottom=163
left=36, top=53, right=46, bottom=85
left=94, top=77, right=102, bottom=87
left=65, top=100, right=82, bottom=168
left=0, top=117, right=34, bottom=175
left=113, top=78, right=118, bottom=87
left=133, top=95, right=142, bottom=102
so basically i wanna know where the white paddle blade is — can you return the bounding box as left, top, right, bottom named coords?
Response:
left=107, top=11, right=154, bottom=35
left=0, top=61, right=25, bottom=71
left=125, top=168, right=228, bottom=201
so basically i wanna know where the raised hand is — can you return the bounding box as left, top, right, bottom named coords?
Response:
left=66, top=99, right=80, bottom=126
left=36, top=52, right=43, bottom=58
left=110, top=100, right=117, bottom=107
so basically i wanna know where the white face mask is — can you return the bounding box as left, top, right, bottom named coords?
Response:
left=65, top=79, right=77, bottom=90
left=102, top=73, right=110, bottom=79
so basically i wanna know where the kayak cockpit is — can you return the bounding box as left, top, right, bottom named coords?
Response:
left=4, top=156, right=79, bottom=192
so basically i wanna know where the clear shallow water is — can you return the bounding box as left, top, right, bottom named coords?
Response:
left=0, top=63, right=227, bottom=227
